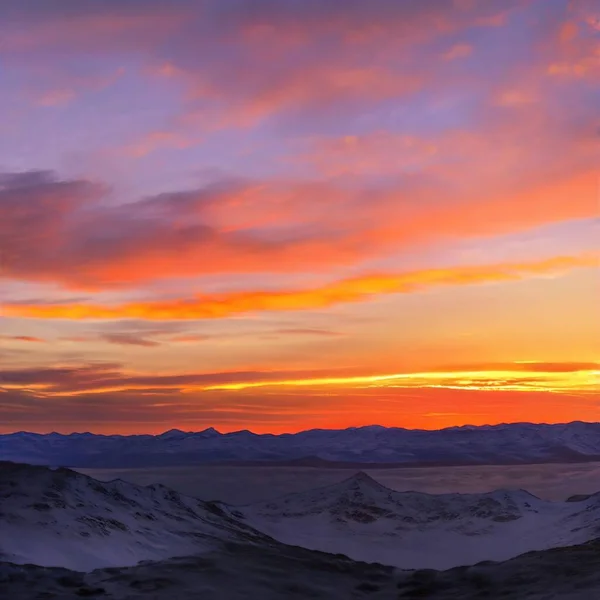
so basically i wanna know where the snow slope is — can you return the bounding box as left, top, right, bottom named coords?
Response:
left=6, top=461, right=600, bottom=576
left=233, top=472, right=600, bottom=569
left=0, top=462, right=269, bottom=571
left=3, top=421, right=600, bottom=467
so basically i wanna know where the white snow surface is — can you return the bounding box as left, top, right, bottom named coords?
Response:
left=233, top=472, right=600, bottom=569
left=5, top=463, right=600, bottom=574
left=0, top=463, right=266, bottom=571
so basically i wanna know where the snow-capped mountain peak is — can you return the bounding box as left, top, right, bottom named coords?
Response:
left=198, top=427, right=221, bottom=437
left=333, top=471, right=390, bottom=496
left=157, top=429, right=189, bottom=439
left=343, top=470, right=380, bottom=485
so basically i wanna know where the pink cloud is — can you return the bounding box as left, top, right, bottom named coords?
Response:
left=0, top=0, right=529, bottom=135
left=120, top=130, right=199, bottom=158
left=442, top=43, right=473, bottom=60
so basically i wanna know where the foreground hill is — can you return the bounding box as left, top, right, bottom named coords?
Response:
left=3, top=421, right=600, bottom=468
left=0, top=462, right=269, bottom=570
left=4, top=536, right=600, bottom=599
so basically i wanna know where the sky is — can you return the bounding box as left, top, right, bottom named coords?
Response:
left=0, top=0, right=598, bottom=435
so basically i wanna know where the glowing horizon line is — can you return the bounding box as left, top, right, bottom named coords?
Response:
left=3, top=367, right=597, bottom=397
left=199, top=368, right=599, bottom=392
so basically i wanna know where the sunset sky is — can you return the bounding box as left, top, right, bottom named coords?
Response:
left=0, top=0, right=598, bottom=434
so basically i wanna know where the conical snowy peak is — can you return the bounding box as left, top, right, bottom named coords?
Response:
left=238, top=472, right=400, bottom=523
left=158, top=428, right=189, bottom=439
left=340, top=471, right=391, bottom=491
left=329, top=471, right=396, bottom=505
left=198, top=427, right=221, bottom=437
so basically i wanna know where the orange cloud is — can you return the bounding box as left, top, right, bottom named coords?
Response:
left=369, top=170, right=597, bottom=251
left=2, top=160, right=596, bottom=291
left=0, top=335, right=46, bottom=343
left=6, top=254, right=596, bottom=321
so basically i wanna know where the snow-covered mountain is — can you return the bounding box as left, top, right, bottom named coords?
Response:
left=232, top=472, right=600, bottom=569
left=6, top=461, right=600, bottom=598
left=3, top=421, right=600, bottom=468
left=0, top=462, right=269, bottom=571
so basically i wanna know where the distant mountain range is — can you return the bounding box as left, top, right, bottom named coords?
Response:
left=2, top=421, right=600, bottom=468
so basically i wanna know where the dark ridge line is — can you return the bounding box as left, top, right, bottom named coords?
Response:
left=4, top=419, right=599, bottom=438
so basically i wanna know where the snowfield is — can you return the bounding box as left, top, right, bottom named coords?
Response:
left=4, top=462, right=600, bottom=573
left=5, top=462, right=600, bottom=598
left=233, top=471, right=600, bottom=569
